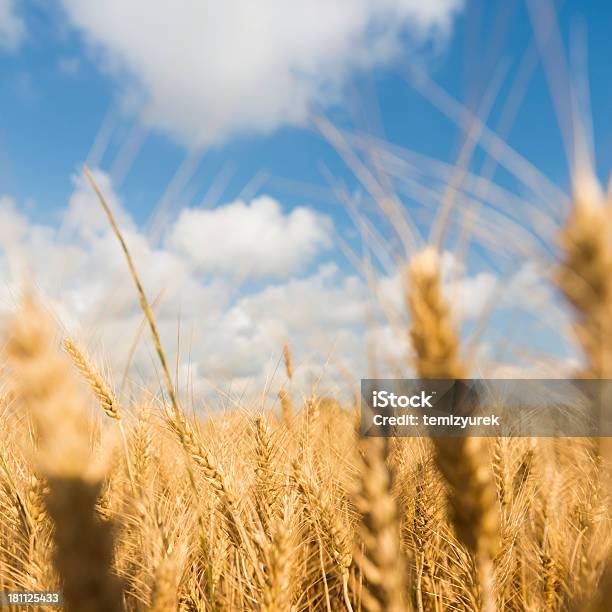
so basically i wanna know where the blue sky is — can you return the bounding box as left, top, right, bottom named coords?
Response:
left=0, top=0, right=610, bottom=396
left=1, top=1, right=610, bottom=227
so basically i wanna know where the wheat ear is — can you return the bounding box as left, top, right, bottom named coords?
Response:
left=283, top=342, right=294, bottom=380
left=62, top=337, right=139, bottom=493
left=407, top=248, right=499, bottom=612
left=292, top=460, right=353, bottom=611
left=261, top=496, right=295, bottom=612
left=279, top=388, right=294, bottom=426
left=254, top=414, right=278, bottom=533
left=63, top=338, right=120, bottom=420
left=353, top=437, right=406, bottom=612
left=556, top=180, right=612, bottom=378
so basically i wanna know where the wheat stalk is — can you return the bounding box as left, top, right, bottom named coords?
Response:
left=410, top=456, right=438, bottom=612
left=83, top=168, right=237, bottom=498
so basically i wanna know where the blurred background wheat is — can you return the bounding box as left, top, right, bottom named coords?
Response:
left=0, top=165, right=610, bottom=611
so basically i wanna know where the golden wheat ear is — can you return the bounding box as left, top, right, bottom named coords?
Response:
left=283, top=341, right=294, bottom=380
left=261, top=495, right=296, bottom=612
left=353, top=436, right=406, bottom=612
left=63, top=338, right=121, bottom=420
left=407, top=248, right=499, bottom=612
left=292, top=459, right=353, bottom=611
left=278, top=387, right=294, bottom=426
left=555, top=178, right=612, bottom=378
left=279, top=342, right=295, bottom=426
left=4, top=296, right=124, bottom=611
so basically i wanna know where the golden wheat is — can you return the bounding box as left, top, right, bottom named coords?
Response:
left=407, top=248, right=500, bottom=612
left=0, top=173, right=609, bottom=611
left=63, top=338, right=121, bottom=420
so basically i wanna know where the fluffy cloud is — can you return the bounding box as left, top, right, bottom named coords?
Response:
left=59, top=0, right=463, bottom=147
left=168, top=196, right=332, bottom=277
left=1, top=170, right=560, bottom=403
left=0, top=0, right=24, bottom=50
left=0, top=172, right=352, bottom=398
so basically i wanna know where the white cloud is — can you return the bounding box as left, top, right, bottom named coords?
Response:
left=191, top=263, right=369, bottom=381
left=0, top=197, right=28, bottom=244
left=168, top=196, right=333, bottom=277
left=1, top=170, right=565, bottom=404
left=0, top=0, right=24, bottom=50
left=59, top=0, right=463, bottom=147
left=0, top=172, right=352, bottom=398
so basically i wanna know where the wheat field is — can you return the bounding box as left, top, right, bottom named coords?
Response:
left=0, top=168, right=611, bottom=612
